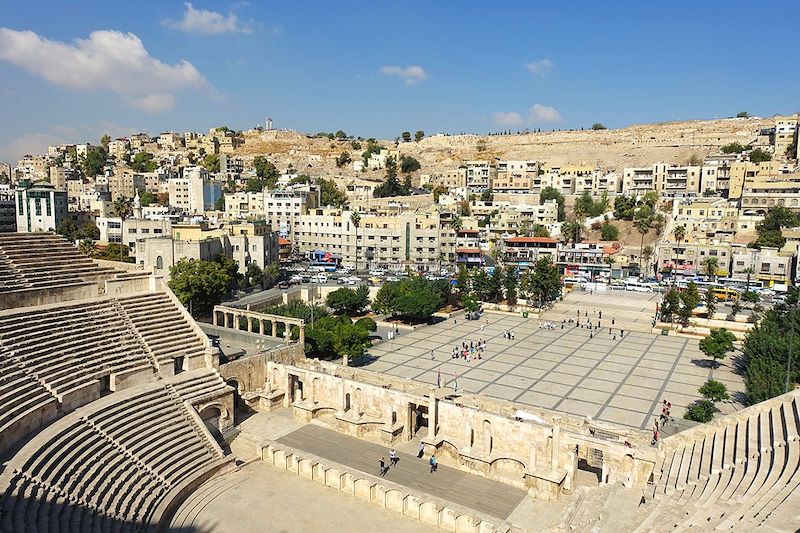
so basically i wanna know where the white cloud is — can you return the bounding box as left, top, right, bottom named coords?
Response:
left=163, top=3, right=253, bottom=34
left=0, top=133, right=64, bottom=162
left=528, top=104, right=563, bottom=124
left=379, top=65, right=427, bottom=85
left=492, top=112, right=524, bottom=127
left=0, top=28, right=209, bottom=113
left=524, top=58, right=554, bottom=77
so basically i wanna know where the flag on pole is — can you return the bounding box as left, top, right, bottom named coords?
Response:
left=453, top=372, right=458, bottom=390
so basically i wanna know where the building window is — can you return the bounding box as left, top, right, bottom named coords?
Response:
left=156, top=256, right=163, bottom=270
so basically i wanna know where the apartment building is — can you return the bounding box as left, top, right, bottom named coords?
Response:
left=216, top=130, right=242, bottom=153
left=573, top=171, right=619, bottom=195
left=158, top=132, right=182, bottom=150
left=106, top=169, right=146, bottom=200
left=0, top=190, right=17, bottom=233
left=224, top=187, right=319, bottom=239
left=294, top=209, right=455, bottom=272
left=168, top=166, right=223, bottom=214
left=219, top=154, right=244, bottom=178
left=15, top=155, right=49, bottom=181
left=532, top=172, right=573, bottom=196
left=107, top=139, right=130, bottom=160
left=726, top=161, right=794, bottom=199
left=424, top=168, right=467, bottom=190
left=655, top=241, right=732, bottom=278
left=774, top=114, right=798, bottom=160
left=502, top=236, right=558, bottom=268
left=700, top=154, right=740, bottom=195
left=739, top=173, right=800, bottom=213
left=491, top=160, right=538, bottom=193
left=622, top=163, right=701, bottom=197
left=730, top=246, right=793, bottom=286
left=465, top=161, right=495, bottom=193
left=672, top=197, right=740, bottom=241
left=15, top=181, right=68, bottom=232
left=557, top=241, right=621, bottom=278
left=366, top=148, right=401, bottom=170
left=136, top=220, right=278, bottom=284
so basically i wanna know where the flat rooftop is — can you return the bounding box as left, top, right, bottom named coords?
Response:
left=363, top=291, right=745, bottom=430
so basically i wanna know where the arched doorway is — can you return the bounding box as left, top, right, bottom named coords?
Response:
left=227, top=379, right=242, bottom=410
left=199, top=405, right=223, bottom=442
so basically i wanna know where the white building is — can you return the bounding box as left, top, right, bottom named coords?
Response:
left=15, top=182, right=68, bottom=233
left=168, top=166, right=223, bottom=214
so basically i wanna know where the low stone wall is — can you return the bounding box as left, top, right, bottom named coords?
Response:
left=218, top=344, right=304, bottom=392
left=259, top=440, right=517, bottom=533
left=0, top=282, right=99, bottom=310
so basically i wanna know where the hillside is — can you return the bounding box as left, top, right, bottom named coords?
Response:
left=235, top=116, right=772, bottom=178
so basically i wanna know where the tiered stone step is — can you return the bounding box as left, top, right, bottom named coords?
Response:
left=117, top=292, right=207, bottom=366
left=634, top=391, right=800, bottom=532
left=0, top=298, right=154, bottom=399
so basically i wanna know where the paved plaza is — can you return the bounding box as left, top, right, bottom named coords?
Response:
left=364, top=292, right=745, bottom=430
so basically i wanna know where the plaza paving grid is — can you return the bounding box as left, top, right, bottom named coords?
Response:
left=363, top=303, right=745, bottom=430
left=278, top=424, right=526, bottom=520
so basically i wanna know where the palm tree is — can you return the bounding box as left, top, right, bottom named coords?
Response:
left=350, top=211, right=361, bottom=273
left=635, top=216, right=652, bottom=278
left=642, top=245, right=654, bottom=277
left=702, top=257, right=719, bottom=281
left=672, top=225, right=686, bottom=286
left=451, top=215, right=463, bottom=231
left=112, top=196, right=134, bottom=262
left=605, top=255, right=616, bottom=278
left=742, top=266, right=755, bottom=294
left=79, top=239, right=95, bottom=257
left=561, top=221, right=582, bottom=246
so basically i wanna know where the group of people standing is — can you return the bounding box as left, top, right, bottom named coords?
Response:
left=560, top=308, right=625, bottom=340
left=379, top=445, right=438, bottom=477
left=651, top=400, right=674, bottom=444
left=451, top=339, right=486, bottom=362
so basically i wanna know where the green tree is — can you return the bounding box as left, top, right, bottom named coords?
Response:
left=699, top=328, right=737, bottom=372
left=721, top=142, right=746, bottom=154
left=591, top=123, right=606, bottom=130
left=77, top=222, right=100, bottom=240
left=561, top=220, right=583, bottom=245
left=56, top=219, right=78, bottom=241
left=130, top=151, right=157, bottom=172
left=684, top=399, right=716, bottom=423
left=540, top=186, right=566, bottom=221
left=393, top=288, right=441, bottom=323
left=100, top=134, right=111, bottom=148
left=168, top=258, right=232, bottom=314
left=480, top=189, right=494, bottom=202
left=373, top=157, right=410, bottom=198
left=326, top=286, right=370, bottom=315
left=80, top=145, right=108, bottom=177
left=660, top=288, right=682, bottom=322
left=677, top=281, right=701, bottom=326
left=699, top=379, right=729, bottom=403
left=521, top=257, right=561, bottom=308
left=736, top=111, right=749, bottom=118
left=112, top=196, right=134, bottom=261
left=215, top=254, right=243, bottom=290
left=702, top=257, right=719, bottom=281
left=748, top=148, right=772, bottom=163
left=704, top=289, right=717, bottom=319
left=350, top=212, right=361, bottom=273
left=751, top=206, right=799, bottom=249
left=400, top=155, right=421, bottom=173
left=635, top=214, right=652, bottom=276
left=432, top=185, right=448, bottom=203
left=246, top=263, right=264, bottom=287
left=215, top=196, right=225, bottom=211
left=317, top=178, right=347, bottom=207
left=202, top=153, right=220, bottom=173
left=354, top=317, right=377, bottom=332
left=335, top=151, right=351, bottom=167
left=503, top=265, right=518, bottom=304
left=137, top=189, right=156, bottom=207
left=79, top=239, right=95, bottom=257
left=414, top=130, right=425, bottom=142
left=94, top=243, right=131, bottom=262
left=401, top=131, right=412, bottom=143
left=600, top=222, right=619, bottom=241
left=786, top=140, right=798, bottom=160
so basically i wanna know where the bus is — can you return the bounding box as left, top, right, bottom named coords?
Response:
left=710, top=287, right=740, bottom=301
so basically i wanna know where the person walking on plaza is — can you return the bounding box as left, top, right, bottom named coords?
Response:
left=379, top=456, right=387, bottom=476
left=429, top=454, right=438, bottom=473
left=389, top=448, right=398, bottom=466
left=418, top=441, right=425, bottom=458
left=431, top=349, right=435, bottom=360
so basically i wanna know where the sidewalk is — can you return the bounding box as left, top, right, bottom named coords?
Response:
left=277, top=424, right=526, bottom=520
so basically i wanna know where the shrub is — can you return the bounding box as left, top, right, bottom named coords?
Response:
left=684, top=399, right=716, bottom=423
left=699, top=379, right=729, bottom=403
left=354, top=317, right=377, bottom=332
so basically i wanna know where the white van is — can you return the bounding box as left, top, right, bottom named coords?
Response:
left=625, top=280, right=654, bottom=293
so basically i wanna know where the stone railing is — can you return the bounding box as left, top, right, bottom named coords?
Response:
left=259, top=440, right=520, bottom=533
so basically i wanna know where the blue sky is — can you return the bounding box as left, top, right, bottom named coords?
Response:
left=1, top=0, right=799, bottom=162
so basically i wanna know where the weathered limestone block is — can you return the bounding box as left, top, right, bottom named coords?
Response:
left=385, top=489, right=404, bottom=513
left=298, top=458, right=314, bottom=479
left=403, top=495, right=421, bottom=520
left=420, top=502, right=440, bottom=527
left=341, top=473, right=355, bottom=494
left=325, top=468, right=343, bottom=489
left=371, top=483, right=388, bottom=507
left=354, top=478, right=372, bottom=500
left=286, top=453, right=299, bottom=473
left=439, top=507, right=458, bottom=532
left=312, top=462, right=327, bottom=484
left=455, top=514, right=476, bottom=533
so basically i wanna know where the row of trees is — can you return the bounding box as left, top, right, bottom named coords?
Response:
left=456, top=257, right=562, bottom=309
left=373, top=277, right=450, bottom=323
left=400, top=131, right=425, bottom=143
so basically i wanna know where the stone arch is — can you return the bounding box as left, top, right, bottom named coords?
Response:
left=489, top=457, right=526, bottom=480
left=227, top=379, right=242, bottom=409
left=482, top=420, right=492, bottom=454
left=156, top=255, right=163, bottom=270
left=198, top=404, right=225, bottom=441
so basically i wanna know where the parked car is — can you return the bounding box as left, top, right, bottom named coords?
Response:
left=337, top=277, right=348, bottom=284
left=277, top=281, right=290, bottom=289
